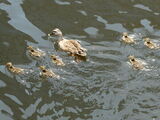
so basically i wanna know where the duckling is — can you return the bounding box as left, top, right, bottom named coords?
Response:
left=39, top=66, right=59, bottom=78
left=5, top=62, right=24, bottom=74
left=27, top=46, right=45, bottom=58
left=128, top=55, right=144, bottom=70
left=143, top=38, right=159, bottom=49
left=48, top=28, right=87, bottom=58
left=122, top=32, right=135, bottom=44
left=50, top=55, right=65, bottom=66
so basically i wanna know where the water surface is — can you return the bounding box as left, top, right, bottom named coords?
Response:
left=0, top=0, right=160, bottom=120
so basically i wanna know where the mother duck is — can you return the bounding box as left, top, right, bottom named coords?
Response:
left=48, top=28, right=87, bottom=59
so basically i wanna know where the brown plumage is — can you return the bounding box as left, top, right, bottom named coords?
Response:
left=50, top=55, right=65, bottom=66
left=122, top=32, right=135, bottom=44
left=143, top=38, right=159, bottom=49
left=128, top=56, right=144, bottom=70
left=39, top=66, right=59, bottom=78
left=48, top=28, right=87, bottom=58
left=5, top=62, right=24, bottom=74
left=27, top=46, right=45, bottom=58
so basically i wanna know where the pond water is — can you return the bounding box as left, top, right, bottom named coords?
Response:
left=0, top=0, right=160, bottom=120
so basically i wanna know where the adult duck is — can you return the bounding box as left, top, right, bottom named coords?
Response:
left=48, top=28, right=87, bottom=57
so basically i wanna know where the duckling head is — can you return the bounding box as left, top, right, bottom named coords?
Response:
left=6, top=62, right=13, bottom=68
left=39, top=66, right=45, bottom=70
left=48, top=28, right=63, bottom=37
left=39, top=66, right=47, bottom=72
left=51, top=55, right=57, bottom=61
left=143, top=38, right=151, bottom=43
left=128, top=55, right=135, bottom=62
left=27, top=46, right=34, bottom=52
left=122, top=32, right=128, bottom=38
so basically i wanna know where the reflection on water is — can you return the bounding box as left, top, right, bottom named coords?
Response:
left=134, top=4, right=152, bottom=12
left=95, top=15, right=127, bottom=33
left=54, top=0, right=70, bottom=5
left=0, top=0, right=47, bottom=46
left=0, top=0, right=160, bottom=120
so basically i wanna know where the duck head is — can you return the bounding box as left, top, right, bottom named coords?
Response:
left=48, top=28, right=63, bottom=40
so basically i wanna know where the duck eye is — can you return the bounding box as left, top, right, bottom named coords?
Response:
left=52, top=31, right=56, bottom=34
left=9, top=66, right=13, bottom=69
left=124, top=36, right=128, bottom=38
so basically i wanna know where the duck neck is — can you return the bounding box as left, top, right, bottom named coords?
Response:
left=57, top=35, right=64, bottom=42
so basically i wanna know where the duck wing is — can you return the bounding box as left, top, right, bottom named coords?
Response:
left=69, top=40, right=87, bottom=56
left=69, top=40, right=87, bottom=52
left=59, top=39, right=87, bottom=56
left=59, top=40, right=80, bottom=54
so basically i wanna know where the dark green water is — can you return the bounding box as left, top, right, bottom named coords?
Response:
left=0, top=0, right=160, bottom=120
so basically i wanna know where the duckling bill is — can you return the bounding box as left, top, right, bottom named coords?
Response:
left=48, top=28, right=87, bottom=62
left=39, top=66, right=59, bottom=78
left=5, top=62, right=24, bottom=74
left=122, top=32, right=135, bottom=44
left=128, top=55, right=144, bottom=70
left=27, top=46, right=45, bottom=58
left=143, top=38, right=159, bottom=49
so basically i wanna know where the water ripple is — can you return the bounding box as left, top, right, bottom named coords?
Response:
left=0, top=0, right=47, bottom=46
left=94, top=15, right=127, bottom=32
left=0, top=0, right=160, bottom=120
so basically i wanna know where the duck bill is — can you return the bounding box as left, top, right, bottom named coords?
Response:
left=48, top=32, right=54, bottom=37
